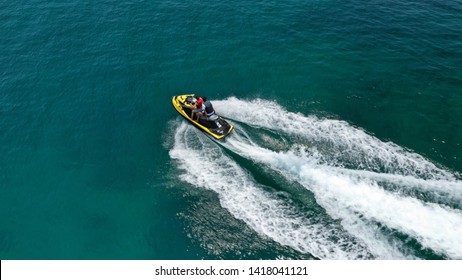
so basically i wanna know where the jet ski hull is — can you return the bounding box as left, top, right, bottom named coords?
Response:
left=171, top=94, right=233, bottom=140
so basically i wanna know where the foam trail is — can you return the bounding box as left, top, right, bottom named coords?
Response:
left=222, top=139, right=462, bottom=259
left=169, top=122, right=373, bottom=259
left=172, top=97, right=462, bottom=258
left=333, top=169, right=462, bottom=208
left=215, top=97, right=457, bottom=180
left=222, top=137, right=412, bottom=259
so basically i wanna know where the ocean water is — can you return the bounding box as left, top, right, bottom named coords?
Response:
left=1, top=0, right=461, bottom=259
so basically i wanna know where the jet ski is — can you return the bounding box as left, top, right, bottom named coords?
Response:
left=171, top=94, right=233, bottom=140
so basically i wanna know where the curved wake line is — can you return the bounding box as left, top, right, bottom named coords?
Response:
left=215, top=97, right=458, bottom=181
left=170, top=123, right=376, bottom=259
left=334, top=168, right=462, bottom=208
left=170, top=97, right=462, bottom=259
left=221, top=125, right=462, bottom=259
left=219, top=98, right=462, bottom=258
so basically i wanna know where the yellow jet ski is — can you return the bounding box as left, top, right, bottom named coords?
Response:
left=171, top=94, right=233, bottom=140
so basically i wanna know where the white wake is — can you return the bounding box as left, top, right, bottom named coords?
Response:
left=170, top=97, right=462, bottom=259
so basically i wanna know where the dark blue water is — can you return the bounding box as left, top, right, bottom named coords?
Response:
left=1, top=0, right=461, bottom=259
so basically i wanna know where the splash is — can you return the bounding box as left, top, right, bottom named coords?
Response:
left=215, top=97, right=458, bottom=180
left=170, top=123, right=374, bottom=259
left=170, top=97, right=462, bottom=259
left=223, top=139, right=462, bottom=259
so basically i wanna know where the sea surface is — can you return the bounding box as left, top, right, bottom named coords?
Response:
left=1, top=0, right=461, bottom=259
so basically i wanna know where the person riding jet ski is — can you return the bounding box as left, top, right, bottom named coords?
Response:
left=172, top=94, right=233, bottom=139
left=191, top=96, right=205, bottom=122
left=202, top=96, right=218, bottom=121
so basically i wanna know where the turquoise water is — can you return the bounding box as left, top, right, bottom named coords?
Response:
left=1, top=0, right=461, bottom=259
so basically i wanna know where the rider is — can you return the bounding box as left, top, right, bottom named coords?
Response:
left=191, top=96, right=205, bottom=122
left=202, top=96, right=218, bottom=121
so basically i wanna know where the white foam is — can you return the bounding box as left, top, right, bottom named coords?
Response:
left=169, top=122, right=372, bottom=259
left=170, top=97, right=462, bottom=259
left=215, top=97, right=457, bottom=180
left=222, top=138, right=462, bottom=259
left=334, top=168, right=462, bottom=207
left=222, top=138, right=412, bottom=259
